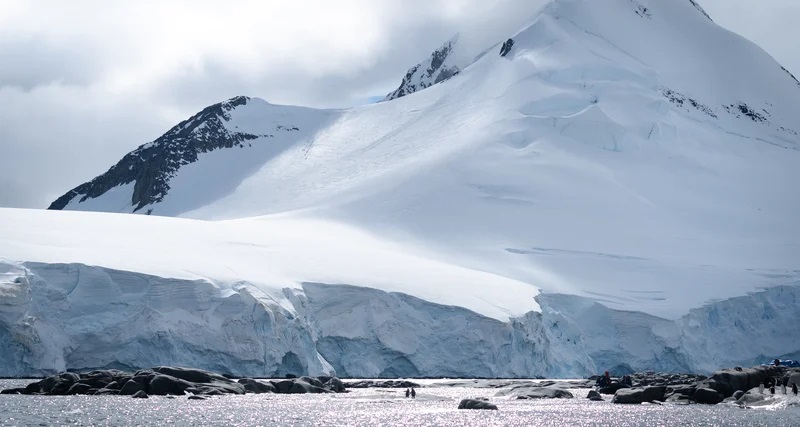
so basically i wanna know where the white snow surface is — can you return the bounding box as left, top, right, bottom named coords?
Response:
left=4, top=0, right=800, bottom=376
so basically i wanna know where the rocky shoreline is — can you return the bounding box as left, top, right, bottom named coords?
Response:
left=2, top=364, right=798, bottom=408
left=0, top=367, right=346, bottom=398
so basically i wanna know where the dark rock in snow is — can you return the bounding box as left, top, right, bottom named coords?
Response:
left=499, top=39, right=515, bottom=57
left=732, top=390, right=745, bottom=400
left=132, top=390, right=149, bottom=399
left=458, top=398, right=498, bottom=410
left=188, top=395, right=206, bottom=400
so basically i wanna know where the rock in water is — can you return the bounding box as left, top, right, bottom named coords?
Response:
left=612, top=386, right=666, bottom=404
left=458, top=399, right=498, bottom=410
left=587, top=390, right=603, bottom=401
left=238, top=378, right=276, bottom=394
left=132, top=390, right=149, bottom=399
left=693, top=387, right=724, bottom=404
left=149, top=375, right=194, bottom=395
left=598, top=382, right=629, bottom=395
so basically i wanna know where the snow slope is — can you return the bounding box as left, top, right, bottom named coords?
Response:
left=5, top=0, right=799, bottom=376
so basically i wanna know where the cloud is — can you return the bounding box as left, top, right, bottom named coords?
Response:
left=0, top=0, right=797, bottom=208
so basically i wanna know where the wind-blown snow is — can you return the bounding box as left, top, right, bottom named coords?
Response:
left=6, top=0, right=800, bottom=377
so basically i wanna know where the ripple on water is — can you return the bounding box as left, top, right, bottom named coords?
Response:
left=1, top=380, right=799, bottom=426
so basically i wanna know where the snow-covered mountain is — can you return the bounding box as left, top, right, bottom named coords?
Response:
left=3, top=0, right=799, bottom=377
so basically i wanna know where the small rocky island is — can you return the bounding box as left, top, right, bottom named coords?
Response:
left=0, top=366, right=347, bottom=398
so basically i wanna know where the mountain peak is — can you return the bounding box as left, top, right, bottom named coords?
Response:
left=383, top=33, right=462, bottom=101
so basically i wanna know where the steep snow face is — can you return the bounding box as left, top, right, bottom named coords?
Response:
left=383, top=33, right=462, bottom=101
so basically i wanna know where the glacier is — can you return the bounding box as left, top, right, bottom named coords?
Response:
left=3, top=0, right=800, bottom=377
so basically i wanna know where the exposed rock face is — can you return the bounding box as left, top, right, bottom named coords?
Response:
left=48, top=96, right=273, bottom=213
left=499, top=38, right=514, bottom=57
left=458, top=398, right=498, bottom=410
left=383, top=35, right=461, bottom=101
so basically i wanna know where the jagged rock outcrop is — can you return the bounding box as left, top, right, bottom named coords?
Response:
left=383, top=34, right=461, bottom=101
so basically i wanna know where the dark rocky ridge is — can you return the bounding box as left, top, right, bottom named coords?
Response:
left=383, top=37, right=460, bottom=101
left=47, top=96, right=292, bottom=213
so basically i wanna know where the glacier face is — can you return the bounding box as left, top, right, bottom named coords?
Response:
left=5, top=0, right=800, bottom=377
left=3, top=260, right=797, bottom=378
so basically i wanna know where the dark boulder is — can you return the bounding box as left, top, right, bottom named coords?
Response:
left=321, top=377, right=346, bottom=393
left=152, top=367, right=226, bottom=384
left=67, top=383, right=95, bottom=395
left=702, top=367, right=769, bottom=398
left=693, top=387, right=723, bottom=404
left=732, top=390, right=745, bottom=400
left=458, top=398, right=498, bottom=410
left=612, top=386, right=666, bottom=404
left=511, top=387, right=573, bottom=399
left=598, top=382, right=629, bottom=394
left=587, top=390, right=603, bottom=400
left=238, top=378, right=275, bottom=394
left=274, top=380, right=295, bottom=394
left=149, top=375, right=193, bottom=395
left=188, top=395, right=206, bottom=400
left=0, top=388, right=26, bottom=394
left=94, top=388, right=120, bottom=396
left=119, top=378, right=147, bottom=396
left=132, top=390, right=149, bottom=399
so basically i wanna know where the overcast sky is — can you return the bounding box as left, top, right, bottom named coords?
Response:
left=1, top=0, right=798, bottom=209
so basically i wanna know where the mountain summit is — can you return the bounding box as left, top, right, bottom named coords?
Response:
left=4, top=0, right=799, bottom=377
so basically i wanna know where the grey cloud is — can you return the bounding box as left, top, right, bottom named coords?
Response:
left=0, top=38, right=100, bottom=91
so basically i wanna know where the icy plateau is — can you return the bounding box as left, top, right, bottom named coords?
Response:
left=2, top=0, right=799, bottom=377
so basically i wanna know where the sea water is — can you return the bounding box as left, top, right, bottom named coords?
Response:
left=1, top=380, right=798, bottom=426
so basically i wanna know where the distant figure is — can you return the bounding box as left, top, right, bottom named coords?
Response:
left=759, top=381, right=764, bottom=394
left=792, top=383, right=798, bottom=396
left=603, top=371, right=611, bottom=386
left=770, top=386, right=775, bottom=395
left=405, top=388, right=410, bottom=398
left=411, top=388, right=416, bottom=399
left=774, top=359, right=781, bottom=366
left=782, top=377, right=789, bottom=394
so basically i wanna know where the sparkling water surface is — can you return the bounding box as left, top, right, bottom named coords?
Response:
left=1, top=379, right=798, bottom=426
